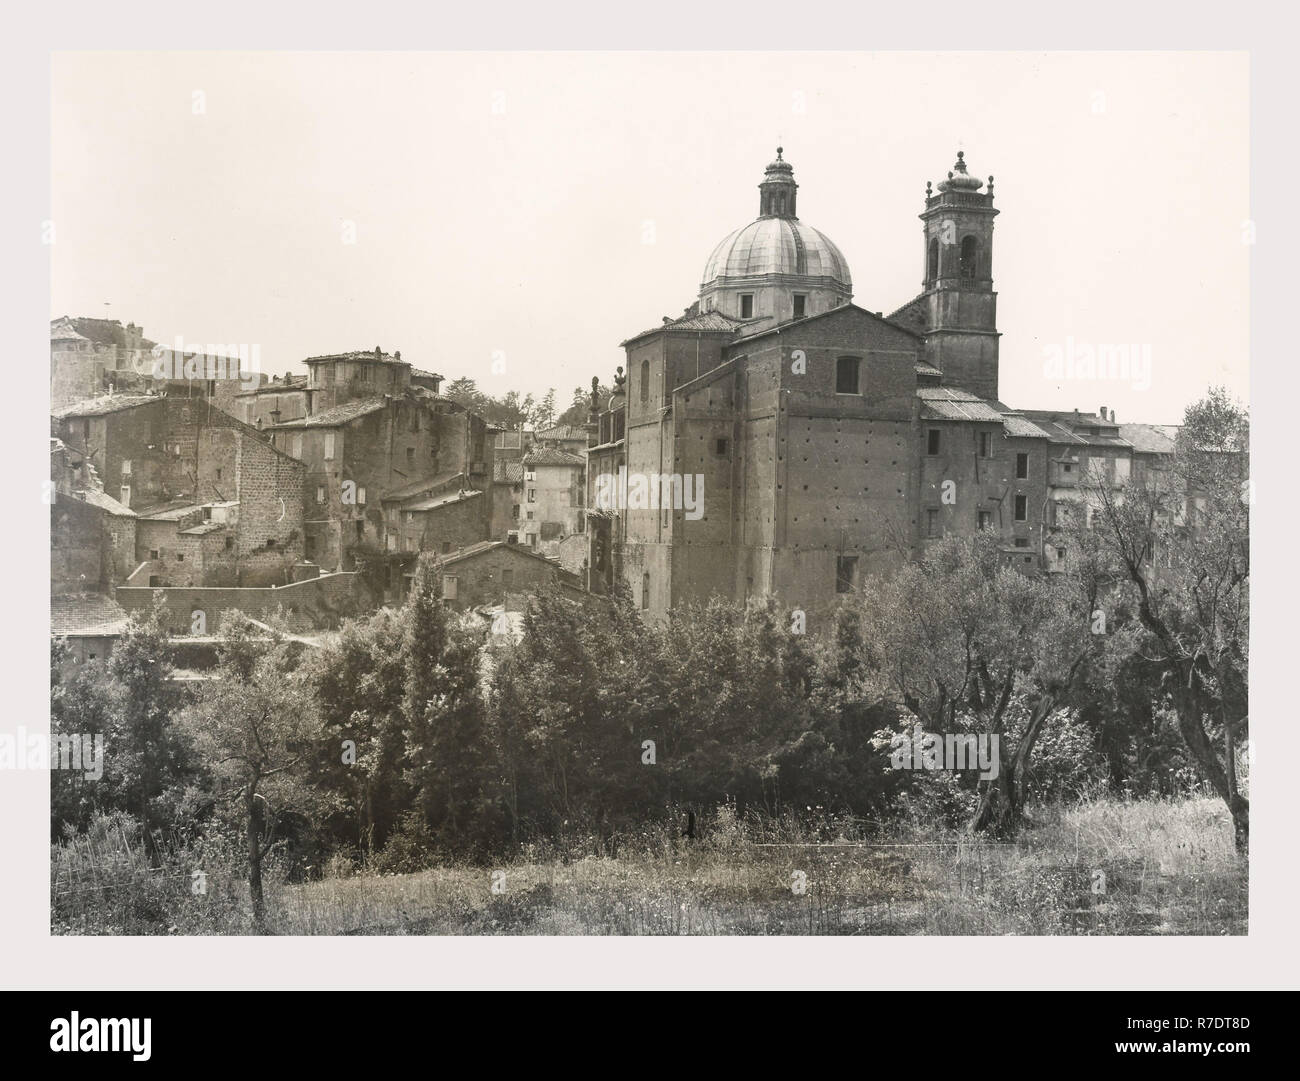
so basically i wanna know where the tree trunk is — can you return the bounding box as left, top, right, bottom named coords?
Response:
left=969, top=695, right=1057, bottom=837
left=247, top=788, right=265, bottom=929
left=1171, top=683, right=1249, bottom=854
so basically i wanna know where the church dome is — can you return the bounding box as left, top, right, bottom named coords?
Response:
left=701, top=217, right=852, bottom=288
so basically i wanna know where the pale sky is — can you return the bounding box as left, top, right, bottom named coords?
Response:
left=51, top=51, right=1248, bottom=424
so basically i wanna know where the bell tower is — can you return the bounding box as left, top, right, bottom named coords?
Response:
left=917, top=150, right=1000, bottom=402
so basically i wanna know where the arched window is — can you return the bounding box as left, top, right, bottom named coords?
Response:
left=960, top=236, right=978, bottom=280
left=927, top=237, right=939, bottom=281
left=639, top=359, right=649, bottom=403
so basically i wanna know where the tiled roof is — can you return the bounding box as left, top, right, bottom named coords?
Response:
left=536, top=424, right=587, bottom=441
left=135, top=500, right=206, bottom=521
left=179, top=521, right=228, bottom=536
left=50, top=317, right=130, bottom=346
left=51, top=593, right=129, bottom=637
left=410, top=368, right=443, bottom=381
left=1118, top=423, right=1179, bottom=455
left=381, top=470, right=466, bottom=502
left=404, top=489, right=483, bottom=512
left=524, top=448, right=585, bottom=467
left=270, top=397, right=388, bottom=429
left=917, top=386, right=1005, bottom=423
left=52, top=395, right=158, bottom=419
left=1020, top=410, right=1131, bottom=448
left=494, top=460, right=524, bottom=485
left=73, top=488, right=137, bottom=517
left=999, top=413, right=1053, bottom=440
left=437, top=539, right=568, bottom=571
left=623, top=308, right=748, bottom=346
left=237, top=377, right=308, bottom=397
left=914, top=363, right=944, bottom=378
left=304, top=350, right=404, bottom=364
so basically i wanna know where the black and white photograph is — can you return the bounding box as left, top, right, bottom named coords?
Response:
left=2, top=0, right=1295, bottom=1015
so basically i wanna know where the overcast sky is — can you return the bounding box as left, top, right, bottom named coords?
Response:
left=51, top=51, right=1247, bottom=424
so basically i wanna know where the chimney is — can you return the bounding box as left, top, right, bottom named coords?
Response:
left=374, top=346, right=382, bottom=359
left=1099, top=406, right=1108, bottom=421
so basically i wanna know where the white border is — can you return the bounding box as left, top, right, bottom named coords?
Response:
left=2, top=1, right=1295, bottom=990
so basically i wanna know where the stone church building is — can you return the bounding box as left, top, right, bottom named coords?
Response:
left=586, top=148, right=1155, bottom=625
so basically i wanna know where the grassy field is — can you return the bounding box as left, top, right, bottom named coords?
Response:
left=52, top=796, right=1247, bottom=935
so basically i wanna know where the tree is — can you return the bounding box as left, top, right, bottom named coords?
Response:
left=181, top=613, right=314, bottom=927
left=303, top=607, right=408, bottom=858
left=857, top=534, right=1117, bottom=835
left=400, top=556, right=492, bottom=853
left=1087, top=388, right=1249, bottom=850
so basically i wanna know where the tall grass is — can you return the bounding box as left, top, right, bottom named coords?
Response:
left=52, top=796, right=1246, bottom=936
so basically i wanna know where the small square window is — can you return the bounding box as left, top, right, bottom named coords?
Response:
left=1014, top=538, right=1030, bottom=548
left=149, top=549, right=159, bottom=560
left=977, top=510, right=992, bottom=531
left=715, top=438, right=728, bottom=456
left=441, top=541, right=451, bottom=554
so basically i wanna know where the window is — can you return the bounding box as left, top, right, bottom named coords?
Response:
left=1015, top=452, right=1028, bottom=479
left=715, top=438, right=728, bottom=456
left=324, top=433, right=335, bottom=459
left=526, top=511, right=534, bottom=520
left=836, top=356, right=861, bottom=395
left=224, top=535, right=234, bottom=551
left=640, top=359, right=650, bottom=403
left=927, top=236, right=939, bottom=281
left=1014, top=494, right=1028, bottom=521
left=1063, top=462, right=1074, bottom=473
left=926, top=509, right=941, bottom=538
left=502, top=569, right=514, bottom=589
left=1056, top=546, right=1067, bottom=562
left=216, top=467, right=222, bottom=482
left=119, top=485, right=130, bottom=507
left=316, top=485, right=326, bottom=504
left=927, top=428, right=941, bottom=456
left=793, top=294, right=806, bottom=319
left=441, top=541, right=451, bottom=553
left=176, top=553, right=185, bottom=562
left=355, top=521, right=364, bottom=540
left=511, top=504, right=519, bottom=520
left=978, top=431, right=992, bottom=457
left=739, top=294, right=754, bottom=319
left=527, top=489, right=536, bottom=502
left=527, top=534, right=536, bottom=547
left=978, top=510, right=992, bottom=531
left=149, top=548, right=159, bottom=560
left=960, top=236, right=978, bottom=280
left=835, top=555, right=858, bottom=594
left=406, top=447, right=415, bottom=467
left=442, top=575, right=458, bottom=600
left=121, top=459, right=132, bottom=476
left=1014, top=538, right=1030, bottom=548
